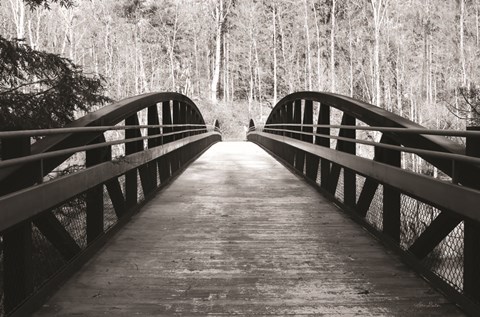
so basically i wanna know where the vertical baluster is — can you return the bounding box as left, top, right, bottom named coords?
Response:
left=286, top=101, right=293, bottom=138
left=380, top=135, right=401, bottom=243
left=303, top=100, right=318, bottom=181
left=148, top=104, right=161, bottom=189
left=283, top=101, right=294, bottom=165
left=1, top=136, right=34, bottom=313
left=293, top=100, right=304, bottom=172
left=463, top=126, right=480, bottom=301
left=171, top=101, right=181, bottom=173
left=86, top=135, right=109, bottom=244
left=162, top=101, right=173, bottom=144
left=179, top=102, right=187, bottom=139
left=293, top=99, right=302, bottom=140
left=125, top=114, right=142, bottom=207
left=172, top=100, right=180, bottom=141
left=317, top=104, right=330, bottom=189
left=342, top=114, right=356, bottom=208
left=159, top=101, right=173, bottom=183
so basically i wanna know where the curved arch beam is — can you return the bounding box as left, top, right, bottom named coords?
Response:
left=0, top=92, right=207, bottom=187
left=265, top=91, right=464, bottom=176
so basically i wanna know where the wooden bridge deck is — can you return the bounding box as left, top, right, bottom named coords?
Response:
left=35, top=142, right=463, bottom=316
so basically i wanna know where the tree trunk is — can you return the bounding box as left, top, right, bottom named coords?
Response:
left=272, top=4, right=278, bottom=105
left=313, top=3, right=322, bottom=90
left=396, top=46, right=402, bottom=116
left=371, top=0, right=388, bottom=108
left=254, top=38, right=262, bottom=116
left=348, top=12, right=354, bottom=97
left=460, top=0, right=467, bottom=86
left=211, top=1, right=224, bottom=103
left=9, top=0, right=25, bottom=39
left=330, top=0, right=336, bottom=93
left=304, top=0, right=312, bottom=90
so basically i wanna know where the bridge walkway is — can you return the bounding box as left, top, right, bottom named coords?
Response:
left=34, top=142, right=463, bottom=316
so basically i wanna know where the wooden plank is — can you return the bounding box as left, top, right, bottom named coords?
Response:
left=35, top=142, right=463, bottom=316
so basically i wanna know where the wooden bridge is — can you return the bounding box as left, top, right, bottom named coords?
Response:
left=1, top=92, right=479, bottom=316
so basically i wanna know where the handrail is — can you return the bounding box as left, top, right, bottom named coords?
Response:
left=0, top=128, right=216, bottom=169
left=0, top=124, right=213, bottom=139
left=0, top=92, right=209, bottom=186
left=259, top=123, right=480, bottom=138
left=0, top=92, right=222, bottom=316
left=247, top=91, right=480, bottom=316
left=0, top=132, right=218, bottom=233
left=259, top=91, right=465, bottom=178
left=254, top=131, right=480, bottom=222
left=259, top=127, right=480, bottom=167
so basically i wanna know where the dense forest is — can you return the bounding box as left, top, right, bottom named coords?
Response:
left=1, top=0, right=480, bottom=138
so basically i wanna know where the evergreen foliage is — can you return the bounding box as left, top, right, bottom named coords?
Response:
left=0, top=0, right=109, bottom=130
left=0, top=36, right=110, bottom=129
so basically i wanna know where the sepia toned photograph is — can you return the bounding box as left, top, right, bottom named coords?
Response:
left=0, top=0, right=479, bottom=316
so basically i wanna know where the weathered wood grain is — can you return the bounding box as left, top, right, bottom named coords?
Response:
left=35, top=142, right=463, bottom=316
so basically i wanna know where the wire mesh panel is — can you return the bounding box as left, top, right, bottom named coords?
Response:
left=51, top=196, right=87, bottom=250
left=0, top=92, right=219, bottom=316
left=103, top=186, right=118, bottom=232
left=137, top=173, right=145, bottom=203
left=422, top=222, right=464, bottom=292
left=355, top=174, right=366, bottom=202
left=248, top=91, right=480, bottom=315
left=334, top=168, right=345, bottom=203
left=365, top=185, right=383, bottom=231
left=400, top=195, right=441, bottom=250
left=31, top=225, right=66, bottom=290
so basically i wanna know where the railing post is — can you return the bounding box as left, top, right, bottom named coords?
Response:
left=148, top=104, right=161, bottom=190
left=171, top=101, right=181, bottom=173
left=463, top=126, right=480, bottom=301
left=303, top=100, right=318, bottom=181
left=1, top=136, right=34, bottom=313
left=286, top=101, right=293, bottom=138
left=86, top=136, right=109, bottom=244
left=284, top=101, right=295, bottom=165
left=172, top=100, right=180, bottom=141
left=125, top=114, right=142, bottom=207
left=160, top=101, right=173, bottom=183
left=342, top=115, right=356, bottom=208
left=380, top=135, right=401, bottom=243
left=162, top=101, right=173, bottom=144
left=180, top=102, right=187, bottom=139
left=317, top=104, right=330, bottom=190
left=293, top=100, right=304, bottom=172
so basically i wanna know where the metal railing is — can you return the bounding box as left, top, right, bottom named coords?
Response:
left=0, top=92, right=222, bottom=316
left=247, top=91, right=480, bottom=316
